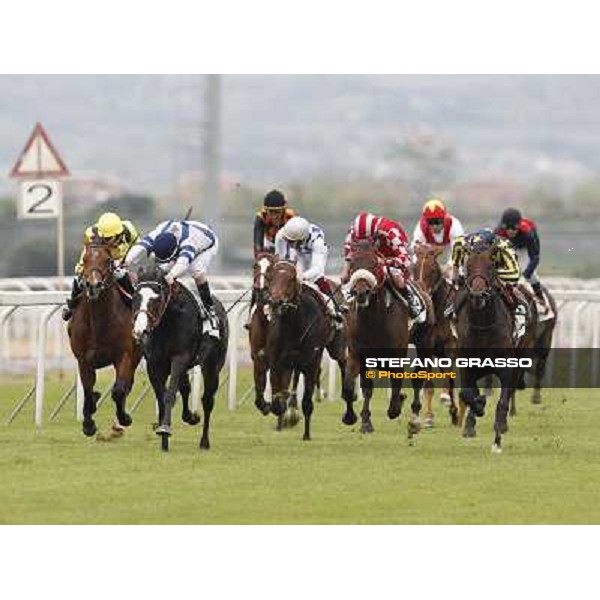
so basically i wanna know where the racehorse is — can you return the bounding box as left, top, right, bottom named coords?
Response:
left=132, top=267, right=228, bottom=452
left=67, top=239, right=142, bottom=437
left=455, top=248, right=536, bottom=452
left=249, top=252, right=309, bottom=430
left=342, top=242, right=422, bottom=437
left=265, top=259, right=347, bottom=441
left=412, top=244, right=459, bottom=427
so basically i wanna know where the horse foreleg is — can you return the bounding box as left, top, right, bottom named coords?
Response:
left=493, top=380, right=512, bottom=454
left=301, top=367, right=317, bottom=441
left=388, top=378, right=405, bottom=421
left=199, top=359, right=219, bottom=451
left=112, top=351, right=137, bottom=428
left=156, top=355, right=188, bottom=445
left=147, top=359, right=168, bottom=428
left=341, top=354, right=359, bottom=426
left=423, top=381, right=434, bottom=428
left=360, top=377, right=375, bottom=434
left=446, top=376, right=459, bottom=427
left=253, top=354, right=271, bottom=416
left=79, top=362, right=98, bottom=437
left=180, top=371, right=201, bottom=425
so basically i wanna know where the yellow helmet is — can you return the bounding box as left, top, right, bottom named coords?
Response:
left=97, top=212, right=124, bottom=238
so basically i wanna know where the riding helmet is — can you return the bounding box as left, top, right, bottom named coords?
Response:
left=422, top=198, right=447, bottom=220
left=501, top=208, right=522, bottom=229
left=153, top=232, right=179, bottom=263
left=97, top=212, right=124, bottom=238
left=263, top=190, right=286, bottom=209
left=282, top=217, right=310, bottom=242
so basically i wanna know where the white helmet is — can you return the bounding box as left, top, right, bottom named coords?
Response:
left=282, top=217, right=310, bottom=242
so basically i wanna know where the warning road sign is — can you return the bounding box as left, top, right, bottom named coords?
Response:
left=10, top=122, right=70, bottom=178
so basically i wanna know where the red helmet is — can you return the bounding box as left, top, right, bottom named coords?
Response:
left=422, top=199, right=447, bottom=220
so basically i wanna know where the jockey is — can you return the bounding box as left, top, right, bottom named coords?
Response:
left=62, top=212, right=139, bottom=321
left=124, top=219, right=220, bottom=339
left=451, top=229, right=528, bottom=340
left=253, top=189, right=297, bottom=255
left=495, top=208, right=547, bottom=313
left=274, top=216, right=344, bottom=328
left=342, top=212, right=424, bottom=320
left=411, top=198, right=464, bottom=272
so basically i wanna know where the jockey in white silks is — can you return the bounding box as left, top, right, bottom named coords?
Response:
left=274, top=217, right=344, bottom=328
left=124, top=219, right=220, bottom=338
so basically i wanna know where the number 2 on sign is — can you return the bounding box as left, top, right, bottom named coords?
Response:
left=19, top=179, right=61, bottom=220
left=27, top=184, right=54, bottom=214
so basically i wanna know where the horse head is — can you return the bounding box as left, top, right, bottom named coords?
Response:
left=346, top=242, right=385, bottom=308
left=413, top=243, right=444, bottom=295
left=81, top=240, right=115, bottom=301
left=268, top=259, right=301, bottom=315
left=252, top=251, right=277, bottom=305
left=132, top=267, right=172, bottom=341
left=464, top=249, right=496, bottom=309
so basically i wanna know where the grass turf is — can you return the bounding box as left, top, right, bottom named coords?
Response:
left=1, top=370, right=598, bottom=524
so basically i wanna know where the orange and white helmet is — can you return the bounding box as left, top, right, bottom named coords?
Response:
left=422, top=199, right=447, bottom=220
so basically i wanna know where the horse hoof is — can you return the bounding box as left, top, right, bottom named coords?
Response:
left=155, top=424, right=171, bottom=437
left=199, top=440, right=210, bottom=451
left=82, top=421, right=97, bottom=437
left=463, top=427, right=476, bottom=438
left=491, top=443, right=503, bottom=454
left=531, top=395, right=542, bottom=405
left=182, top=411, right=201, bottom=426
left=439, top=393, right=451, bottom=407
left=283, top=411, right=300, bottom=429
left=500, top=423, right=509, bottom=434
left=255, top=399, right=271, bottom=416
left=424, top=415, right=434, bottom=429
left=302, top=434, right=311, bottom=441
left=360, top=422, right=375, bottom=434
left=117, top=413, right=132, bottom=427
left=408, top=418, right=422, bottom=436
left=387, top=406, right=401, bottom=420
left=342, top=412, right=357, bottom=426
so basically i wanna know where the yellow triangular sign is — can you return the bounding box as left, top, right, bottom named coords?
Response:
left=10, top=122, right=70, bottom=178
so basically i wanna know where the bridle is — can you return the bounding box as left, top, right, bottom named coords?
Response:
left=269, top=261, right=300, bottom=312
left=133, top=280, right=173, bottom=333
left=82, top=244, right=115, bottom=298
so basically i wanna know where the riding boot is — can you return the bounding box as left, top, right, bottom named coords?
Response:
left=513, top=302, right=528, bottom=343
left=316, top=277, right=346, bottom=329
left=531, top=281, right=548, bottom=314
left=62, top=278, right=83, bottom=321
left=244, top=288, right=259, bottom=331
left=396, top=284, right=425, bottom=320
left=197, top=281, right=220, bottom=339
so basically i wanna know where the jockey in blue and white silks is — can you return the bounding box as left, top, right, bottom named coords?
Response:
left=274, top=217, right=344, bottom=327
left=124, top=219, right=220, bottom=338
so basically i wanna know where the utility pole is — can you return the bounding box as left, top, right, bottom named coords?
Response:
left=203, top=74, right=221, bottom=271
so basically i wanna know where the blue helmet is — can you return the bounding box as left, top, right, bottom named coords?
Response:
left=153, top=232, right=178, bottom=263
left=467, top=228, right=496, bottom=253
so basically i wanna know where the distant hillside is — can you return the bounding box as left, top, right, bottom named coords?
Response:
left=0, top=75, right=599, bottom=194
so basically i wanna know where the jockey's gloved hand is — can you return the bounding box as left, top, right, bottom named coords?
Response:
left=114, top=266, right=127, bottom=280
left=165, top=273, right=176, bottom=286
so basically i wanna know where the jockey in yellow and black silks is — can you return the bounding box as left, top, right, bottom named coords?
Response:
left=253, top=190, right=297, bottom=256
left=62, top=212, right=139, bottom=321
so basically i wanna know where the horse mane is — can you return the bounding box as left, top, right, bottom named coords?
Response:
left=137, top=265, right=165, bottom=284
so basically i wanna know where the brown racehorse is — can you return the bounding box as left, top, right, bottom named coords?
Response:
left=455, top=248, right=537, bottom=452
left=265, top=259, right=347, bottom=441
left=67, top=240, right=142, bottom=437
left=413, top=244, right=459, bottom=427
left=341, top=242, right=422, bottom=437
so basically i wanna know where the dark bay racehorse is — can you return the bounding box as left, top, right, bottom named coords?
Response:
left=456, top=249, right=536, bottom=452
left=266, top=259, right=347, bottom=441
left=342, top=243, right=422, bottom=437
left=132, top=268, right=228, bottom=452
left=413, top=244, right=459, bottom=427
left=68, top=240, right=142, bottom=437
